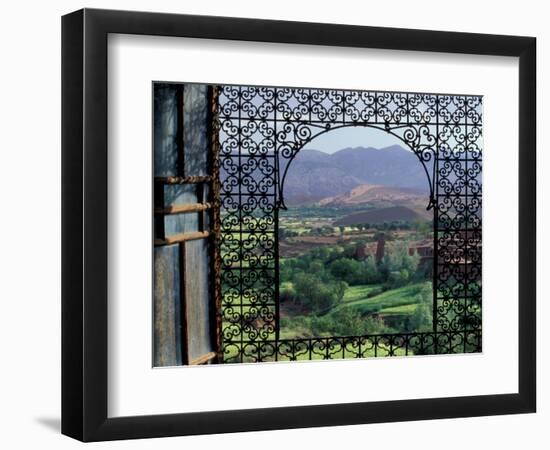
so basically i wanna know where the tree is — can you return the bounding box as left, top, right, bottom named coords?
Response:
left=404, top=282, right=433, bottom=332
left=293, top=273, right=340, bottom=314
left=324, top=309, right=388, bottom=335
left=333, top=281, right=348, bottom=304
left=316, top=246, right=332, bottom=262
left=413, top=219, right=432, bottom=238
left=280, top=282, right=296, bottom=304
left=380, top=241, right=420, bottom=286
left=416, top=256, right=433, bottom=281
left=363, top=257, right=382, bottom=283
left=419, top=282, right=433, bottom=303
left=410, top=303, right=432, bottom=332
left=279, top=261, right=294, bottom=283
left=329, top=258, right=365, bottom=285
left=387, top=270, right=408, bottom=287
left=323, top=225, right=334, bottom=235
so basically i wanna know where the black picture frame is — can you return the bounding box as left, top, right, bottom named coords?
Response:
left=62, top=8, right=536, bottom=442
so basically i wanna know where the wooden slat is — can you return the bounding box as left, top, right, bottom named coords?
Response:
left=155, top=202, right=212, bottom=215
left=179, top=241, right=189, bottom=365
left=154, top=231, right=210, bottom=246
left=189, top=351, right=217, bottom=366
left=155, top=175, right=212, bottom=185
left=176, top=84, right=185, bottom=177
left=153, top=245, right=182, bottom=366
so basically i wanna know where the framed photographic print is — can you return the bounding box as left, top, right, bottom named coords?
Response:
left=62, top=8, right=536, bottom=441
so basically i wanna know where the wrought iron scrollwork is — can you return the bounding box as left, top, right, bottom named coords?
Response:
left=217, top=84, right=482, bottom=363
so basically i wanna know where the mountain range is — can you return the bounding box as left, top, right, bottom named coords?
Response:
left=282, top=145, right=429, bottom=205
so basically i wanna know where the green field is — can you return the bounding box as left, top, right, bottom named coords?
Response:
left=279, top=282, right=431, bottom=339
left=336, top=282, right=428, bottom=315
left=379, top=303, right=418, bottom=315
left=341, top=284, right=383, bottom=303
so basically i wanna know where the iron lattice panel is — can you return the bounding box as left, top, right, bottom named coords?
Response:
left=217, top=85, right=482, bottom=363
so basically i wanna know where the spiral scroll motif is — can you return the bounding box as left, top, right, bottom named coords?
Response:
left=218, top=85, right=482, bottom=362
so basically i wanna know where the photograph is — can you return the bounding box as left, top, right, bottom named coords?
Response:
left=153, top=82, right=483, bottom=366
left=0, top=0, right=543, bottom=447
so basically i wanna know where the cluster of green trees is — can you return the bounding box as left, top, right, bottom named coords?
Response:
left=280, top=241, right=428, bottom=313
left=344, top=221, right=405, bottom=231
left=279, top=281, right=433, bottom=337
left=280, top=273, right=347, bottom=314
left=280, top=246, right=347, bottom=314
left=278, top=238, right=434, bottom=337
left=278, top=227, right=299, bottom=239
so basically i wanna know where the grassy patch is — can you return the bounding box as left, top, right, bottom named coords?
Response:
left=336, top=282, right=427, bottom=315
left=341, top=284, right=383, bottom=303
left=379, top=303, right=419, bottom=315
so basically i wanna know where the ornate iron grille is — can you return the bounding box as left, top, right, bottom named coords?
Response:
left=217, top=85, right=482, bottom=363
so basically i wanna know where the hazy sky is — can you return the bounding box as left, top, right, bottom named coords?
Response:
left=303, top=126, right=405, bottom=154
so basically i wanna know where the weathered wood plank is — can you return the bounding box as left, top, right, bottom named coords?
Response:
left=163, top=184, right=199, bottom=235
left=189, top=352, right=216, bottom=366
left=153, top=84, right=179, bottom=177
left=153, top=245, right=182, bottom=367
left=183, top=85, right=209, bottom=176
left=155, top=175, right=212, bottom=185
left=185, top=239, right=213, bottom=362
left=154, top=231, right=210, bottom=246
left=155, top=202, right=212, bottom=215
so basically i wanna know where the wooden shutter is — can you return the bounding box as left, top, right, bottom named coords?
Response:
left=153, top=83, right=220, bottom=366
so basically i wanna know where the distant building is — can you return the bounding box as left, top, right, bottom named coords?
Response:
left=355, top=234, right=386, bottom=263
left=355, top=242, right=377, bottom=260
left=355, top=230, right=480, bottom=281
left=375, top=233, right=386, bottom=262
left=408, top=239, right=434, bottom=267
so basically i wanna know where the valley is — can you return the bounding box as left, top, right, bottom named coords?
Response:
left=279, top=161, right=436, bottom=340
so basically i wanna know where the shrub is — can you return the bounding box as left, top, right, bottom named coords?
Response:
left=410, top=303, right=432, bottom=332
left=293, top=273, right=343, bottom=314
left=279, top=282, right=296, bottom=303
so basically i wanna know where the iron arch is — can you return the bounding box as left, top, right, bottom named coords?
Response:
left=216, top=84, right=482, bottom=363
left=276, top=123, right=437, bottom=210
